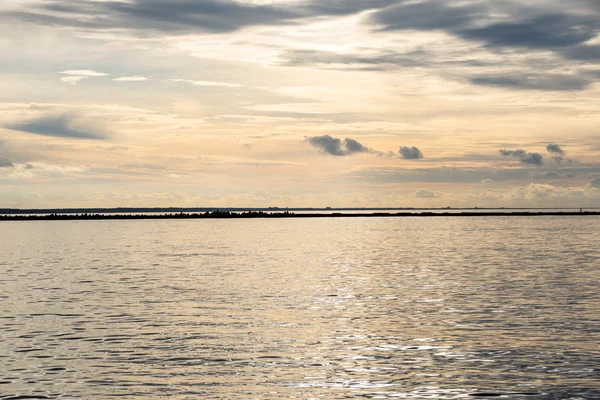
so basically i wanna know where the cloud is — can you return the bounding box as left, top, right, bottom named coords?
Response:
left=520, top=153, right=545, bottom=166
left=547, top=144, right=565, bottom=155
left=6, top=0, right=598, bottom=94
left=591, top=177, right=600, bottom=189
left=518, top=153, right=545, bottom=166
left=457, top=14, right=597, bottom=50
left=281, top=49, right=430, bottom=71
left=306, top=135, right=371, bottom=156
left=351, top=165, right=600, bottom=185
left=563, top=44, right=600, bottom=61
left=59, top=70, right=108, bottom=85
left=546, top=143, right=567, bottom=164
left=2, top=0, right=397, bottom=34
left=499, top=149, right=544, bottom=166
left=469, top=73, right=592, bottom=91
left=399, top=146, right=424, bottom=160
left=481, top=179, right=494, bottom=184
left=282, top=49, right=596, bottom=92
left=60, top=70, right=109, bottom=77
left=367, top=1, right=600, bottom=92
left=60, top=76, right=89, bottom=85
left=535, top=171, right=574, bottom=180
left=501, top=182, right=600, bottom=206
left=275, top=2, right=599, bottom=91
left=113, top=76, right=148, bottom=82
left=5, top=113, right=108, bottom=140
left=0, top=139, right=14, bottom=168
left=172, top=79, right=242, bottom=88
left=413, top=189, right=439, bottom=199
left=372, top=2, right=599, bottom=53
left=5, top=162, right=89, bottom=181
left=344, top=138, right=370, bottom=154
left=375, top=146, right=424, bottom=160
left=0, top=158, right=14, bottom=168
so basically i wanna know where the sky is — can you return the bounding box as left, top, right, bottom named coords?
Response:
left=1, top=0, right=599, bottom=209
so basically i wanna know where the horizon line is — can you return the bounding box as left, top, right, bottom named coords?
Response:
left=1, top=206, right=600, bottom=215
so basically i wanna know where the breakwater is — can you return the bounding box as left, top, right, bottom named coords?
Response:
left=1, top=210, right=599, bottom=221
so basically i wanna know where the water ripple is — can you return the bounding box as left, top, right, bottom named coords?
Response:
left=0, top=217, right=599, bottom=399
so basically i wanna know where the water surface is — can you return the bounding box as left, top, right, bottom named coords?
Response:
left=1, top=217, right=599, bottom=399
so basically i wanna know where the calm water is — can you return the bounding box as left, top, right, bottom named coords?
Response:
left=1, top=217, right=599, bottom=399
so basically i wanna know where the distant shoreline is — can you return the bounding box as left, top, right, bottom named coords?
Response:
left=1, top=207, right=599, bottom=215
left=1, top=210, right=599, bottom=221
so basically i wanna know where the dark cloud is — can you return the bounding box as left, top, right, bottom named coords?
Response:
left=547, top=144, right=565, bottom=155
left=2, top=0, right=396, bottom=34
left=458, top=14, right=597, bottom=50
left=4, top=1, right=293, bottom=33
left=279, top=2, right=599, bottom=91
left=399, top=146, right=424, bottom=160
left=500, top=149, right=544, bottom=166
left=344, top=138, right=370, bottom=154
left=564, top=45, right=600, bottom=61
left=306, top=135, right=371, bottom=156
left=546, top=143, right=567, bottom=164
left=5, top=0, right=598, bottom=95
left=469, top=73, right=592, bottom=91
left=372, top=2, right=599, bottom=53
left=518, top=152, right=545, bottom=166
left=499, top=149, right=527, bottom=157
left=17, top=0, right=599, bottom=50
left=375, top=1, right=486, bottom=32
left=369, top=1, right=600, bottom=89
left=5, top=113, right=107, bottom=140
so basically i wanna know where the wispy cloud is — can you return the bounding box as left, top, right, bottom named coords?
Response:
left=60, top=76, right=89, bottom=85
left=59, top=70, right=109, bottom=85
left=413, top=189, right=439, bottom=199
left=113, top=76, right=148, bottom=82
left=1, top=0, right=397, bottom=34
left=60, top=70, right=109, bottom=77
left=172, top=79, right=242, bottom=88
left=470, top=73, right=592, bottom=91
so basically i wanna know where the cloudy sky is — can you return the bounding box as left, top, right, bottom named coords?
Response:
left=1, top=0, right=599, bottom=208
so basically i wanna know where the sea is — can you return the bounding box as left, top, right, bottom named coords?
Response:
left=1, top=216, right=599, bottom=399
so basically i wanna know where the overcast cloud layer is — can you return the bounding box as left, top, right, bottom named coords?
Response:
left=0, top=0, right=599, bottom=208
